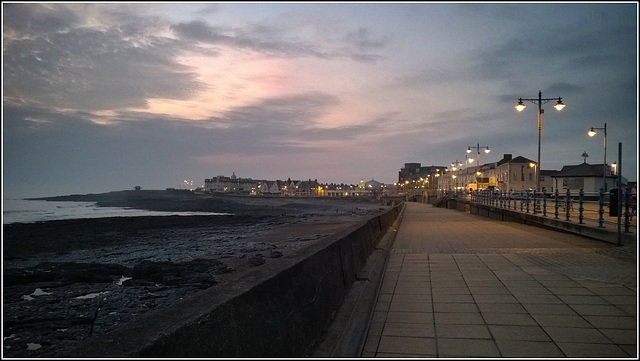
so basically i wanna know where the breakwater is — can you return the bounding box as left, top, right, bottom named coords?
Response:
left=68, top=203, right=404, bottom=357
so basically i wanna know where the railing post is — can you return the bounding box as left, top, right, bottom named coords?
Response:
left=543, top=189, right=547, bottom=217
left=624, top=186, right=631, bottom=233
left=525, top=191, right=530, bottom=213
left=565, top=188, right=571, bottom=221
left=554, top=189, right=559, bottom=219
left=578, top=188, right=584, bottom=224
left=518, top=192, right=522, bottom=212
left=597, top=188, right=605, bottom=228
left=532, top=190, right=537, bottom=214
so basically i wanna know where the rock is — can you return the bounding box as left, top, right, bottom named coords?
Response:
left=247, top=255, right=266, bottom=267
left=269, top=250, right=283, bottom=258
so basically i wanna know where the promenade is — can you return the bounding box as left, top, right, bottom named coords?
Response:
left=361, top=202, right=637, bottom=358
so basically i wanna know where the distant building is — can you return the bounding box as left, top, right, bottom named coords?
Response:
left=204, top=172, right=257, bottom=194
left=320, top=179, right=389, bottom=198
left=551, top=163, right=627, bottom=193
left=429, top=154, right=558, bottom=192
left=257, top=180, right=281, bottom=195
left=323, top=183, right=370, bottom=197
left=398, top=163, right=447, bottom=184
left=398, top=163, right=448, bottom=196
left=495, top=154, right=541, bottom=191
left=279, top=179, right=320, bottom=197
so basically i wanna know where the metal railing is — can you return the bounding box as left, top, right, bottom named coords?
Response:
left=444, top=188, right=637, bottom=233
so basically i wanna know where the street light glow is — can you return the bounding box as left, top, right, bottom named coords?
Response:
left=484, top=146, right=490, bottom=154
left=588, top=123, right=608, bottom=190
left=515, top=91, right=565, bottom=191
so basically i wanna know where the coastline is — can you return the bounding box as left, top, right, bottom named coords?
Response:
left=3, top=190, right=391, bottom=357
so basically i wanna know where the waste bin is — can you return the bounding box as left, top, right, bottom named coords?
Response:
left=609, top=188, right=619, bottom=216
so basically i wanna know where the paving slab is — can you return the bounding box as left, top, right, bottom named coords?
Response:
left=362, top=202, right=637, bottom=358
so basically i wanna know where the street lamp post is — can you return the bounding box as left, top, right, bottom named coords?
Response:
left=465, top=155, right=474, bottom=169
left=451, top=160, right=462, bottom=191
left=466, top=143, right=490, bottom=190
left=588, top=123, right=607, bottom=191
left=516, top=90, right=565, bottom=191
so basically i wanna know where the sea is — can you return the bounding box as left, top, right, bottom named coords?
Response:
left=2, top=198, right=228, bottom=225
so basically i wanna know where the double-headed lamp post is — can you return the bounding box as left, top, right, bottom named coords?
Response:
left=588, top=123, right=607, bottom=191
left=451, top=160, right=462, bottom=190
left=516, top=90, right=565, bottom=191
left=466, top=144, right=490, bottom=190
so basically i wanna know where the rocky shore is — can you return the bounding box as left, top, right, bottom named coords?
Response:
left=3, top=191, right=392, bottom=357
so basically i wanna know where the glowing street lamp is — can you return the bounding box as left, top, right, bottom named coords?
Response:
left=466, top=143, right=490, bottom=190
left=515, top=90, right=566, bottom=191
left=466, top=155, right=474, bottom=165
left=466, top=143, right=490, bottom=164
left=588, top=123, right=608, bottom=191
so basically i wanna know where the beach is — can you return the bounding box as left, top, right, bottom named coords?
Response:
left=2, top=191, right=392, bottom=357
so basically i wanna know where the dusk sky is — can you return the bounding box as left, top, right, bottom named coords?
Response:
left=2, top=2, right=638, bottom=198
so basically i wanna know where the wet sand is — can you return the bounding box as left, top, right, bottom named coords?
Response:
left=3, top=191, right=391, bottom=357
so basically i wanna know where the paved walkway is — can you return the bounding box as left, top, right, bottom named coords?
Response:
left=362, top=202, right=637, bottom=358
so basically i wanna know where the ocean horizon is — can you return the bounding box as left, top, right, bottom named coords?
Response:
left=2, top=198, right=229, bottom=224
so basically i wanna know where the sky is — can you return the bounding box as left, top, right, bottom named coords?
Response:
left=2, top=1, right=638, bottom=198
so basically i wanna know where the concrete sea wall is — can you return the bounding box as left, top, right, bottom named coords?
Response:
left=70, top=203, right=404, bottom=358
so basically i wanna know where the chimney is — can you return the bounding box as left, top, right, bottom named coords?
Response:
left=503, top=154, right=512, bottom=161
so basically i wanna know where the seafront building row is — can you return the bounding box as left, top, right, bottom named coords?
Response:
left=399, top=153, right=631, bottom=197
left=201, top=173, right=392, bottom=197
left=200, top=153, right=632, bottom=198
